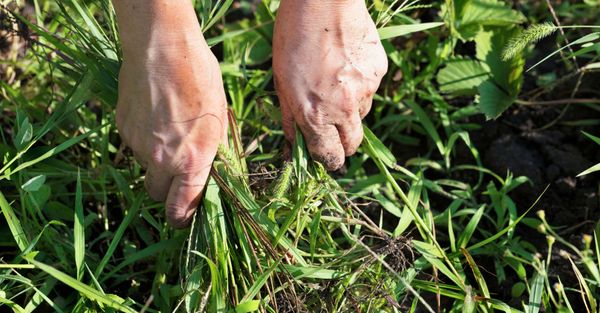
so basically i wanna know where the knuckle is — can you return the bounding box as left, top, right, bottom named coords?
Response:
left=339, top=102, right=355, bottom=117
left=150, top=144, right=166, bottom=166
left=174, top=146, right=214, bottom=174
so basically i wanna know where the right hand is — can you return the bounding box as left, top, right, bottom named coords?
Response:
left=116, top=36, right=227, bottom=228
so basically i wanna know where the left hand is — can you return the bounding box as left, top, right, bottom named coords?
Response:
left=273, top=0, right=388, bottom=170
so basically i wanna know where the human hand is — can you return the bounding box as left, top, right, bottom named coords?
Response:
left=273, top=0, right=388, bottom=170
left=115, top=2, right=227, bottom=228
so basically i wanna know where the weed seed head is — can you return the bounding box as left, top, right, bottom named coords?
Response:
left=558, top=250, right=570, bottom=259
left=553, top=282, right=563, bottom=293
left=537, top=223, right=547, bottom=234
left=536, top=210, right=546, bottom=221
left=582, top=234, right=592, bottom=249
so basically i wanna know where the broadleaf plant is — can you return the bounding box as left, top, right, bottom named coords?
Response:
left=439, top=0, right=526, bottom=119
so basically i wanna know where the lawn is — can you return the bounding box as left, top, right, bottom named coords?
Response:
left=1, top=0, right=600, bottom=312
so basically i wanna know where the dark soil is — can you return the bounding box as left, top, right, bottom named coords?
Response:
left=470, top=91, right=600, bottom=310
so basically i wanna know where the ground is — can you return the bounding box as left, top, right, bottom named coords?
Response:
left=1, top=1, right=600, bottom=312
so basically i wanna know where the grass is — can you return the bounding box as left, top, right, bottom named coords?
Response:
left=1, top=0, right=600, bottom=312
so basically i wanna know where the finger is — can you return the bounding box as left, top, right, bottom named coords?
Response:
left=336, top=111, right=364, bottom=157
left=280, top=102, right=296, bottom=144
left=359, top=95, right=374, bottom=119
left=222, top=108, right=230, bottom=147
left=301, top=123, right=345, bottom=171
left=144, top=164, right=172, bottom=202
left=132, top=151, right=149, bottom=169
left=165, top=167, right=211, bottom=228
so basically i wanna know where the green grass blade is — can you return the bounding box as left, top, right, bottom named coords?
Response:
left=74, top=170, right=85, bottom=281
left=378, top=22, right=444, bottom=40
left=94, top=194, right=143, bottom=278
left=457, top=205, right=485, bottom=249
left=0, top=191, right=29, bottom=251
left=524, top=270, right=544, bottom=313
left=467, top=186, right=548, bottom=251
left=24, top=256, right=136, bottom=313
left=567, top=255, right=597, bottom=313
left=101, top=237, right=185, bottom=283
left=405, top=101, right=445, bottom=157
left=461, top=248, right=491, bottom=305
left=1, top=125, right=103, bottom=180
left=23, top=278, right=63, bottom=313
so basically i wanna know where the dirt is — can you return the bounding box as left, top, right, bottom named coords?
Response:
left=475, top=105, right=600, bottom=225
left=471, top=99, right=600, bottom=310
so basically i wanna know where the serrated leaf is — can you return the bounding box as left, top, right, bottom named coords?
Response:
left=476, top=28, right=525, bottom=95
left=478, top=80, right=515, bottom=119
left=437, top=57, right=490, bottom=95
left=474, top=27, right=524, bottom=118
left=457, top=0, right=526, bottom=40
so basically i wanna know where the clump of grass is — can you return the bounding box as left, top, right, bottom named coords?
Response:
left=502, top=22, right=557, bottom=60
left=179, top=120, right=418, bottom=311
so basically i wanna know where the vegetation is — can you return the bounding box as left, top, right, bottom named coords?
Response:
left=1, top=0, right=600, bottom=312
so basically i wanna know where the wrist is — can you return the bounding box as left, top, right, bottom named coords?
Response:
left=115, top=0, right=205, bottom=58
left=280, top=0, right=365, bottom=11
left=278, top=0, right=367, bottom=24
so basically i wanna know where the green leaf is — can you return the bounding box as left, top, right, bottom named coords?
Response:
left=462, top=248, right=491, bottom=303
left=478, top=80, right=515, bottom=119
left=582, top=131, right=600, bottom=145
left=528, top=32, right=600, bottom=72
left=24, top=256, right=136, bottom=313
left=511, top=282, right=526, bottom=298
left=476, top=28, right=525, bottom=95
left=378, top=22, right=444, bottom=40
left=578, top=132, right=600, bottom=176
left=578, top=163, right=600, bottom=177
left=567, top=256, right=597, bottom=313
left=14, top=117, right=33, bottom=150
left=74, top=171, right=85, bottom=281
left=362, top=126, right=397, bottom=168
left=405, top=101, right=445, bottom=156
left=437, top=57, right=490, bottom=95
left=463, top=285, right=476, bottom=313
left=94, top=195, right=143, bottom=278
left=455, top=0, right=525, bottom=40
left=0, top=191, right=29, bottom=251
left=457, top=205, right=485, bottom=248
left=413, top=241, right=464, bottom=288
left=21, top=175, right=46, bottom=192
left=236, top=300, right=260, bottom=313
left=524, top=270, right=544, bottom=313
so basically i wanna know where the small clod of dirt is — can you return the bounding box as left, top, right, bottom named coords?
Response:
left=377, top=235, right=415, bottom=273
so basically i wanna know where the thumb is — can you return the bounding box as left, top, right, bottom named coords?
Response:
left=164, top=165, right=211, bottom=228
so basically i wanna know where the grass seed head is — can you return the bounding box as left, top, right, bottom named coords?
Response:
left=502, top=22, right=557, bottom=61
